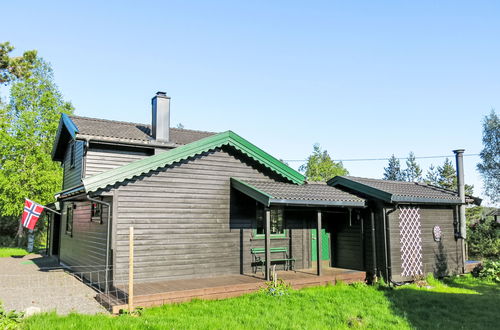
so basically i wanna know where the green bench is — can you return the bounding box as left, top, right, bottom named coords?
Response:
left=250, top=247, right=296, bottom=274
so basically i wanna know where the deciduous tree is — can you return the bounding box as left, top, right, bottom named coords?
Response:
left=477, top=110, right=500, bottom=204
left=0, top=57, right=73, bottom=245
left=299, top=144, right=348, bottom=181
left=0, top=42, right=37, bottom=86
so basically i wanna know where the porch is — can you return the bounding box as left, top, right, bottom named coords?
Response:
left=103, top=267, right=366, bottom=313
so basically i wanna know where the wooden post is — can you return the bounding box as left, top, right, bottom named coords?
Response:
left=265, top=208, right=271, bottom=281
left=128, top=226, right=134, bottom=312
left=316, top=210, right=322, bottom=276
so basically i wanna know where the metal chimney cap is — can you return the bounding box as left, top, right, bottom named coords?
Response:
left=453, top=149, right=465, bottom=154
left=155, top=91, right=169, bottom=98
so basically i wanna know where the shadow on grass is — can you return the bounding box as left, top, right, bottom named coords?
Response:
left=382, top=278, right=500, bottom=329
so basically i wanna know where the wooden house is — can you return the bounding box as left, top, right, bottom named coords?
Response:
left=46, top=92, right=480, bottom=307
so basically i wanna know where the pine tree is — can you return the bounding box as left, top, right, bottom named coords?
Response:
left=299, top=144, right=348, bottom=181
left=477, top=110, right=500, bottom=204
left=403, top=152, right=422, bottom=182
left=425, top=159, right=474, bottom=195
left=383, top=154, right=404, bottom=181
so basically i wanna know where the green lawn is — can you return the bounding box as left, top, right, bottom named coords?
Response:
left=20, top=275, right=500, bottom=329
left=0, top=247, right=29, bottom=258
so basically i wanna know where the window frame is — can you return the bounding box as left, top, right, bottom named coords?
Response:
left=65, top=204, right=73, bottom=236
left=90, top=201, right=103, bottom=224
left=69, top=142, right=75, bottom=169
left=253, top=204, right=287, bottom=239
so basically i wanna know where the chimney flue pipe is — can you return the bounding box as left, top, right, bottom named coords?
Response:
left=152, top=91, right=170, bottom=142
left=453, top=149, right=466, bottom=240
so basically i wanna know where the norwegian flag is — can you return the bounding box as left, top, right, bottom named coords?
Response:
left=22, top=199, right=45, bottom=230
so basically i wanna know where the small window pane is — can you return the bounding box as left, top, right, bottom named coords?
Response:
left=66, top=205, right=73, bottom=235
left=255, top=205, right=284, bottom=236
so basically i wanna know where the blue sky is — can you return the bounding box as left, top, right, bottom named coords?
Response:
left=3, top=1, right=499, bottom=204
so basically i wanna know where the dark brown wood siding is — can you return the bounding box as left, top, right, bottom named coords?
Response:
left=330, top=211, right=364, bottom=271
left=84, top=147, right=151, bottom=178
left=387, top=206, right=463, bottom=282
left=59, top=198, right=111, bottom=286
left=113, top=147, right=299, bottom=283
left=62, top=140, right=84, bottom=190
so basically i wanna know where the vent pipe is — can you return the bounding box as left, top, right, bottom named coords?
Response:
left=151, top=91, right=170, bottom=142
left=453, top=149, right=466, bottom=239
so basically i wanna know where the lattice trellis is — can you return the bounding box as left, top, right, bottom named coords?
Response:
left=399, top=206, right=423, bottom=277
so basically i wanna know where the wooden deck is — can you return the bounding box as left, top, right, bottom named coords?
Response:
left=102, top=268, right=366, bottom=313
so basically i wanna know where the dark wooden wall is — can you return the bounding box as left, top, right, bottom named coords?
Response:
left=84, top=145, right=152, bottom=178
left=112, top=147, right=294, bottom=283
left=59, top=198, right=111, bottom=286
left=62, top=140, right=84, bottom=190
left=387, top=206, right=463, bottom=282
left=330, top=211, right=364, bottom=271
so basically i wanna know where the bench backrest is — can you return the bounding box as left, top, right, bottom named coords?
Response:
left=251, top=247, right=288, bottom=254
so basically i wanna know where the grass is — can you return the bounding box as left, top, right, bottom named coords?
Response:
left=21, top=275, right=500, bottom=329
left=0, top=247, right=29, bottom=258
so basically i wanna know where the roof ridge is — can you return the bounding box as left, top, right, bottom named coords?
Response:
left=344, top=175, right=429, bottom=185
left=69, top=115, right=216, bottom=135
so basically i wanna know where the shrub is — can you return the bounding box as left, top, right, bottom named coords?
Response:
left=472, top=260, right=500, bottom=282
left=0, top=301, right=23, bottom=329
left=261, top=278, right=291, bottom=296
left=466, top=207, right=500, bottom=259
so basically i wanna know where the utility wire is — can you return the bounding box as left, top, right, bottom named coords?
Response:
left=283, top=153, right=480, bottom=163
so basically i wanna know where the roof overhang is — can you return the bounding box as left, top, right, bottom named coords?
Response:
left=329, top=176, right=467, bottom=205
left=51, top=114, right=79, bottom=161
left=82, top=131, right=306, bottom=193
left=231, top=178, right=366, bottom=208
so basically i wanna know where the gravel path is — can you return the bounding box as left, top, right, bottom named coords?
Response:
left=0, top=254, right=108, bottom=315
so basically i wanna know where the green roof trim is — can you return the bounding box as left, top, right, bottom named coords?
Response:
left=329, top=176, right=393, bottom=203
left=83, top=131, right=305, bottom=192
left=231, top=178, right=273, bottom=206
left=329, top=176, right=463, bottom=205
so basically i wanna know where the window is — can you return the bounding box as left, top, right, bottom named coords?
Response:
left=255, top=205, right=285, bottom=238
left=91, top=202, right=103, bottom=224
left=65, top=204, right=73, bottom=236
left=69, top=143, right=75, bottom=168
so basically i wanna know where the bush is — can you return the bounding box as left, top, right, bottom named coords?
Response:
left=0, top=301, right=23, bottom=329
left=261, top=278, right=291, bottom=296
left=467, top=207, right=500, bottom=259
left=472, top=260, right=500, bottom=282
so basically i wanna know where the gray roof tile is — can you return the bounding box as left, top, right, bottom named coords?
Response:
left=334, top=176, right=463, bottom=203
left=69, top=115, right=215, bottom=145
left=241, top=179, right=365, bottom=204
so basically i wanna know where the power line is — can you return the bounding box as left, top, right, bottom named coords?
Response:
left=283, top=153, right=480, bottom=163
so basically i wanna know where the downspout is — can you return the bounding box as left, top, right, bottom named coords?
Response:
left=86, top=195, right=112, bottom=293
left=453, top=149, right=467, bottom=273
left=370, top=211, right=378, bottom=279
left=383, top=206, right=398, bottom=285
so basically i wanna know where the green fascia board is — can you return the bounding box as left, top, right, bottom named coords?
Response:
left=269, top=198, right=365, bottom=208
left=391, top=195, right=462, bottom=205
left=328, top=176, right=393, bottom=203
left=83, top=131, right=305, bottom=193
left=231, top=178, right=273, bottom=206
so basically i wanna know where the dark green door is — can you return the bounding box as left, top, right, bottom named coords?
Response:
left=311, top=228, right=330, bottom=261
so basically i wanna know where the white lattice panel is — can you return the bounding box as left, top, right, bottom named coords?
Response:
left=399, top=206, right=423, bottom=277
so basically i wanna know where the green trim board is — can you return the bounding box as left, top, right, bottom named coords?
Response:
left=231, top=178, right=273, bottom=206
left=231, top=178, right=366, bottom=208
left=82, top=131, right=305, bottom=193
left=329, top=176, right=464, bottom=205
